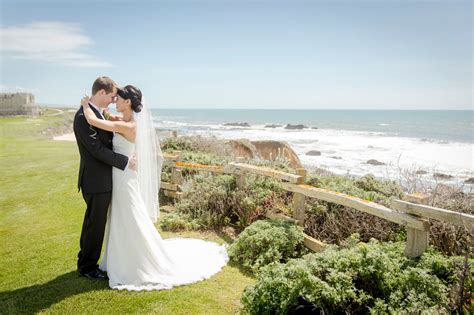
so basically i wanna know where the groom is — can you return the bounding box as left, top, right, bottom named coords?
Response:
left=73, top=76, right=134, bottom=280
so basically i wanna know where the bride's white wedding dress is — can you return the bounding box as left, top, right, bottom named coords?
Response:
left=99, top=134, right=229, bottom=291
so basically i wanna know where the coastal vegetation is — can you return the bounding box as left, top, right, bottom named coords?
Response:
left=162, top=135, right=472, bottom=257
left=240, top=234, right=466, bottom=314
left=161, top=135, right=472, bottom=313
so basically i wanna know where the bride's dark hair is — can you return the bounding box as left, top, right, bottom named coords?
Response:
left=117, top=85, right=143, bottom=113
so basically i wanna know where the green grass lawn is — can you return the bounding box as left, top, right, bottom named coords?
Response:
left=0, top=113, right=254, bottom=314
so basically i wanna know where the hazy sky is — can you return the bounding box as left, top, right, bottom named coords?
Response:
left=1, top=0, right=472, bottom=109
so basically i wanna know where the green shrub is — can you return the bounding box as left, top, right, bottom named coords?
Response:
left=307, top=174, right=403, bottom=208
left=241, top=237, right=465, bottom=314
left=175, top=173, right=286, bottom=230
left=159, top=212, right=200, bottom=232
left=228, top=219, right=307, bottom=274
left=162, top=137, right=199, bottom=152
left=355, top=174, right=404, bottom=204
left=161, top=135, right=232, bottom=157
left=305, top=173, right=470, bottom=256
left=176, top=174, right=235, bottom=228
left=304, top=201, right=405, bottom=245
left=304, top=174, right=406, bottom=245
left=429, top=184, right=473, bottom=256
left=246, top=157, right=295, bottom=174
left=180, top=151, right=230, bottom=166
left=160, top=165, right=172, bottom=182
left=230, top=175, right=283, bottom=229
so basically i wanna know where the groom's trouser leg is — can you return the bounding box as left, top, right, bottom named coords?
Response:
left=77, top=192, right=111, bottom=273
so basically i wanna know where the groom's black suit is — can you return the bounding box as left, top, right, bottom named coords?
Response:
left=73, top=105, right=128, bottom=273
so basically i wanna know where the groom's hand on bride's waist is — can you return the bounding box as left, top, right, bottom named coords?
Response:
left=127, top=153, right=137, bottom=171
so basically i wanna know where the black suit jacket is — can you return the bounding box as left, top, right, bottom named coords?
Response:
left=73, top=105, right=128, bottom=194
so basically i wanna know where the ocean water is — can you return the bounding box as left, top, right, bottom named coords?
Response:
left=151, top=109, right=474, bottom=187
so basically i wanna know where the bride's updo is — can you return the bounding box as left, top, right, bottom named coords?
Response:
left=117, top=85, right=143, bottom=113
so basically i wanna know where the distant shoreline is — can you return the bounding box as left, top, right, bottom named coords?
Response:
left=47, top=107, right=473, bottom=189
left=37, top=104, right=474, bottom=111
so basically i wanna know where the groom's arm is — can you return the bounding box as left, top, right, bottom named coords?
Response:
left=74, top=112, right=128, bottom=171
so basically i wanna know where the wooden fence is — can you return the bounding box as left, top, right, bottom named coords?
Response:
left=161, top=152, right=474, bottom=258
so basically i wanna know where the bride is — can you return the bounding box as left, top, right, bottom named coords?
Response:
left=81, top=85, right=228, bottom=291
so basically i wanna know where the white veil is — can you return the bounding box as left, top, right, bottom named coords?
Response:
left=135, top=97, right=163, bottom=222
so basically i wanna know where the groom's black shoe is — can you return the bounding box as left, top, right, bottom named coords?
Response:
left=79, top=268, right=108, bottom=281
left=97, top=269, right=109, bottom=280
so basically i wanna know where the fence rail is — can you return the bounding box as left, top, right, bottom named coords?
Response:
left=160, top=152, right=473, bottom=258
left=230, top=162, right=303, bottom=183
left=281, top=183, right=429, bottom=231
left=391, top=199, right=474, bottom=230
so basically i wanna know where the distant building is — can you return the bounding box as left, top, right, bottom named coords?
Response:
left=0, top=93, right=39, bottom=116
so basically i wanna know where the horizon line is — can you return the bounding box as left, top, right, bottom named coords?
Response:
left=39, top=104, right=473, bottom=111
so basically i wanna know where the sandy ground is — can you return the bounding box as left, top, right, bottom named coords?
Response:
left=53, top=132, right=75, bottom=141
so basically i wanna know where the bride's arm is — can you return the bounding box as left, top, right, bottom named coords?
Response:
left=81, top=96, right=133, bottom=134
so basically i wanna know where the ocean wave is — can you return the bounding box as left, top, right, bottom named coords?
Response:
left=184, top=127, right=474, bottom=176
left=160, top=120, right=189, bottom=126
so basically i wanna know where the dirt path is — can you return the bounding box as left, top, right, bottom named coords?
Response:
left=44, top=108, right=64, bottom=116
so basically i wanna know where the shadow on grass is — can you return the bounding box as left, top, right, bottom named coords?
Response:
left=0, top=271, right=109, bottom=313
left=227, top=260, right=256, bottom=279
left=214, top=229, right=236, bottom=245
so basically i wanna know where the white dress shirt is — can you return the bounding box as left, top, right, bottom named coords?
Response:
left=88, top=102, right=105, bottom=120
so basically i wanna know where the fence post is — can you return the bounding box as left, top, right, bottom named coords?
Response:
left=404, top=193, right=430, bottom=258
left=292, top=168, right=307, bottom=226
left=170, top=151, right=183, bottom=187
left=235, top=157, right=246, bottom=188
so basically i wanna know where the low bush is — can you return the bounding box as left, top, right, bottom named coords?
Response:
left=304, top=202, right=405, bottom=245
left=176, top=174, right=287, bottom=230
left=241, top=237, right=467, bottom=314
left=180, top=151, right=230, bottom=166
left=429, top=184, right=473, bottom=256
left=307, top=174, right=404, bottom=208
left=176, top=174, right=236, bottom=228
left=228, top=219, right=307, bottom=274
left=246, top=157, right=295, bottom=174
left=230, top=174, right=283, bottom=229
left=159, top=212, right=200, bottom=232
left=304, top=174, right=406, bottom=244
left=305, top=173, right=472, bottom=256
left=161, top=135, right=231, bottom=156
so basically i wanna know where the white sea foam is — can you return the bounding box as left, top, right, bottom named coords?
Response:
left=156, top=123, right=473, bottom=187
left=161, top=120, right=189, bottom=126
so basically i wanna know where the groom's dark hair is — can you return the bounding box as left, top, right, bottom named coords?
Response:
left=92, top=76, right=117, bottom=95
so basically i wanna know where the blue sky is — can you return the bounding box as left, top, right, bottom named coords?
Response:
left=1, top=0, right=472, bottom=109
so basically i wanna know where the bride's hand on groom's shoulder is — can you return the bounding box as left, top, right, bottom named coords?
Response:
left=81, top=95, right=90, bottom=108
left=103, top=109, right=123, bottom=121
